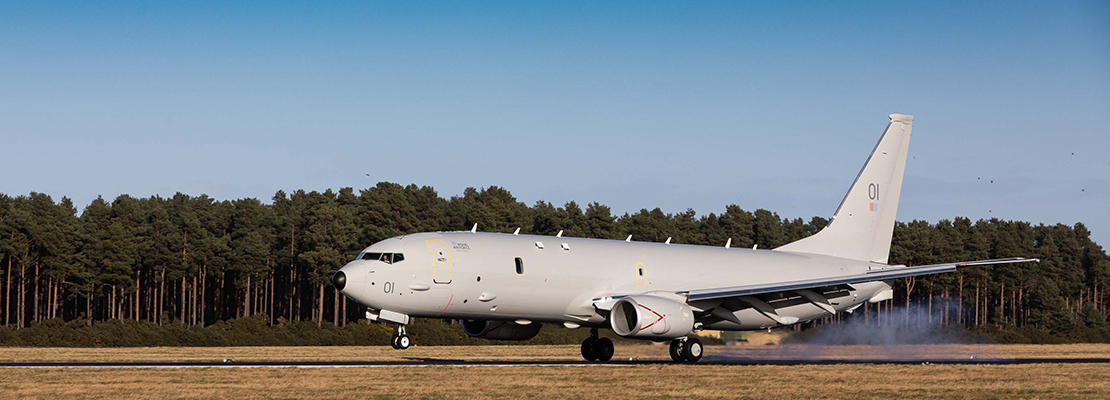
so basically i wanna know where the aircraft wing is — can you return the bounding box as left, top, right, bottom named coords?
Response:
left=683, top=257, right=1038, bottom=302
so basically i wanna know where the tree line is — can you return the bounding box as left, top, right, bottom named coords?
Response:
left=1, top=182, right=1107, bottom=343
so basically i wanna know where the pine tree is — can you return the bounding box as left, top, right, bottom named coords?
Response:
left=0, top=183, right=1106, bottom=342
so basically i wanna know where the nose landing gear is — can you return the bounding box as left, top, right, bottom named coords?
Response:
left=390, top=325, right=410, bottom=350
left=669, top=336, right=703, bottom=363
left=580, top=328, right=614, bottom=362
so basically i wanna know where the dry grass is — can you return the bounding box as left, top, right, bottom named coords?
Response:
left=2, top=363, right=1108, bottom=399
left=2, top=345, right=1109, bottom=399
left=2, top=343, right=1109, bottom=363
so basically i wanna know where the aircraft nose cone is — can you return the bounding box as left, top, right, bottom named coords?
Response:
left=331, top=271, right=346, bottom=291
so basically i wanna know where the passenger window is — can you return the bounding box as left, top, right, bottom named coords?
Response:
left=393, top=253, right=404, bottom=263
left=515, top=257, right=524, bottom=275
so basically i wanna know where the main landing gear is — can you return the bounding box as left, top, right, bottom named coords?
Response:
left=391, top=325, right=410, bottom=350
left=669, top=337, right=703, bottom=363
left=580, top=328, right=614, bottom=362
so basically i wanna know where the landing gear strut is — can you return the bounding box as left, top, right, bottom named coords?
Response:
left=391, top=325, right=410, bottom=350
left=580, top=328, right=614, bottom=362
left=669, top=337, right=703, bottom=363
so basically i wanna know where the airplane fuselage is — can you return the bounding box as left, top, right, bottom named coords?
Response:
left=338, top=231, right=890, bottom=331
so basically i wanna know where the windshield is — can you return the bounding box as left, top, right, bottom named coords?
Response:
left=357, top=252, right=404, bottom=264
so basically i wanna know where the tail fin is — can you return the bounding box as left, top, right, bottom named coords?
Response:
left=776, top=113, right=913, bottom=264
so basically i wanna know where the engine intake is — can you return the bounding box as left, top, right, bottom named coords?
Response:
left=461, top=319, right=542, bottom=340
left=610, top=295, right=694, bottom=340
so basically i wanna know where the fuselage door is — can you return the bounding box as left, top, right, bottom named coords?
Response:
left=635, top=261, right=647, bottom=287
left=427, top=240, right=453, bottom=284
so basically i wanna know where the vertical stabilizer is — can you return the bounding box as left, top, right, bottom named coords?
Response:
left=775, top=113, right=913, bottom=264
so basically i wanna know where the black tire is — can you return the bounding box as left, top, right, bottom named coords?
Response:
left=397, top=335, right=411, bottom=350
left=595, top=337, right=614, bottom=362
left=390, top=335, right=401, bottom=350
left=684, top=337, right=703, bottom=363
left=669, top=339, right=685, bottom=362
left=581, top=338, right=597, bottom=361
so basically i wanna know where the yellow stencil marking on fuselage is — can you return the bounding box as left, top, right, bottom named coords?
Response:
left=634, top=261, right=647, bottom=287
left=426, top=240, right=453, bottom=283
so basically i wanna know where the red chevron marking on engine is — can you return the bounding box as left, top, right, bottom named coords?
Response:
left=637, top=303, right=665, bottom=332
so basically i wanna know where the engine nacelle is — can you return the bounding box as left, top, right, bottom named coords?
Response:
left=461, top=319, right=543, bottom=340
left=610, top=295, right=695, bottom=340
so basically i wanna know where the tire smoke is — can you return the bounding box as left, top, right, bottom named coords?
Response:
left=705, top=304, right=997, bottom=361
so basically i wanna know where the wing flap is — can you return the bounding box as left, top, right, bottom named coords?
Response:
left=685, top=257, right=1038, bottom=302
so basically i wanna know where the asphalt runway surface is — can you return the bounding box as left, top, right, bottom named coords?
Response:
left=3, top=357, right=1109, bottom=368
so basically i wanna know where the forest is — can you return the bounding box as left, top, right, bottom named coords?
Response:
left=1, top=182, right=1108, bottom=345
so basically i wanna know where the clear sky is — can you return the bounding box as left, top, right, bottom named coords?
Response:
left=2, top=1, right=1108, bottom=244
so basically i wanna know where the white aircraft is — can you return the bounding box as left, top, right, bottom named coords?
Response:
left=331, top=114, right=1037, bottom=362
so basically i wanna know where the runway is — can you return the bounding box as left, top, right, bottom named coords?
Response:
left=3, top=357, right=1109, bottom=368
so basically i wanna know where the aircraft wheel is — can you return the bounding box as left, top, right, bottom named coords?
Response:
left=669, top=339, right=685, bottom=362
left=396, top=335, right=411, bottom=350
left=595, top=338, right=614, bottom=362
left=390, top=335, right=401, bottom=350
left=684, top=337, right=703, bottom=363
left=580, top=337, right=598, bottom=361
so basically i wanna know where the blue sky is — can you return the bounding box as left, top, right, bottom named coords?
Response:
left=2, top=1, right=1108, bottom=244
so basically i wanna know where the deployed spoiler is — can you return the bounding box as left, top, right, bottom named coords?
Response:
left=683, top=257, right=1039, bottom=302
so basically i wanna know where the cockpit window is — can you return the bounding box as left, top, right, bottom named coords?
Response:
left=358, top=252, right=405, bottom=264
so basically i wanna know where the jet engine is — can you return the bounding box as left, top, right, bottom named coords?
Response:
left=609, top=295, right=695, bottom=340
left=461, top=319, right=543, bottom=340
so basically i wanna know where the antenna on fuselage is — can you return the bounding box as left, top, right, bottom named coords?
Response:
left=513, top=228, right=520, bottom=235
left=470, top=223, right=478, bottom=233
left=725, top=238, right=731, bottom=249
left=625, top=235, right=632, bottom=242
left=556, top=230, right=563, bottom=237
left=753, top=244, right=758, bottom=250
left=665, top=237, right=671, bottom=245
